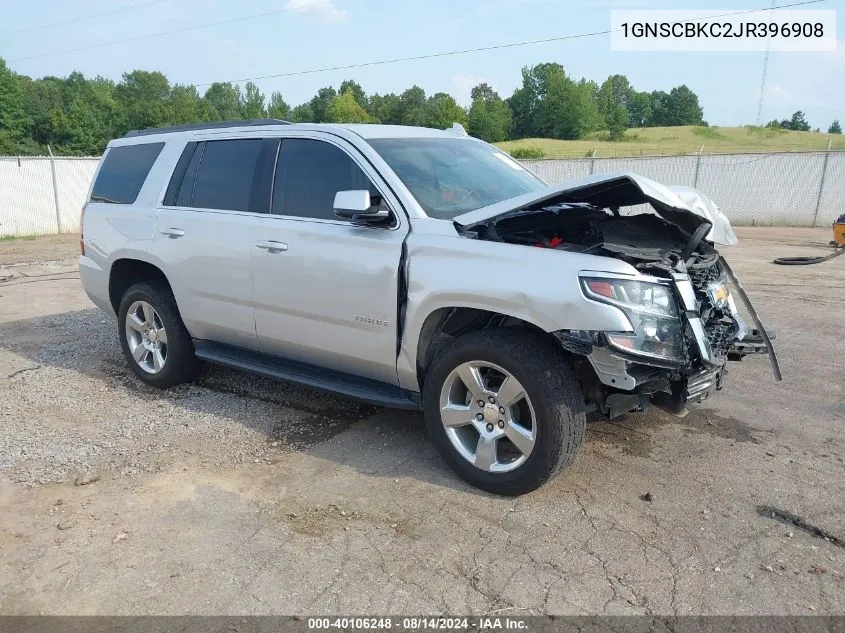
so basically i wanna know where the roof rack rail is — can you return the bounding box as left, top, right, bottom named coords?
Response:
left=124, top=118, right=292, bottom=138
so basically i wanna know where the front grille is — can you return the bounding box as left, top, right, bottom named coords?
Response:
left=688, top=260, right=740, bottom=362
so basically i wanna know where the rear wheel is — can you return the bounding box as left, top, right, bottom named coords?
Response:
left=422, top=328, right=585, bottom=496
left=117, top=281, right=199, bottom=388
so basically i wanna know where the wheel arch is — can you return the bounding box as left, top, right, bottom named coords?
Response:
left=413, top=306, right=559, bottom=391
left=108, top=258, right=173, bottom=314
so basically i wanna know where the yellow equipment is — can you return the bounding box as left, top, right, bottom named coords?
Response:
left=833, top=220, right=845, bottom=248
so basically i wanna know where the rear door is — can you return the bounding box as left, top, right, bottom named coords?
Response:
left=152, top=136, right=278, bottom=350
left=250, top=135, right=408, bottom=384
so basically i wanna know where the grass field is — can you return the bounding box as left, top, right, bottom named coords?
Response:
left=496, top=125, right=845, bottom=158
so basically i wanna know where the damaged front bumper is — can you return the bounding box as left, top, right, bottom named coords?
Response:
left=558, top=257, right=781, bottom=419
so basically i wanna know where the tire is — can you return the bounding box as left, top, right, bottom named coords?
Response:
left=117, top=281, right=199, bottom=388
left=422, top=328, right=585, bottom=496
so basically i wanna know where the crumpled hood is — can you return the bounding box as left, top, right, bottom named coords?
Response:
left=453, top=171, right=737, bottom=246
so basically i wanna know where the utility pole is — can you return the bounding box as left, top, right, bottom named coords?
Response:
left=755, top=0, right=776, bottom=125
left=47, top=145, right=62, bottom=234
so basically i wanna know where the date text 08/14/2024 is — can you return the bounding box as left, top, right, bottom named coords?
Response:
left=307, top=617, right=528, bottom=630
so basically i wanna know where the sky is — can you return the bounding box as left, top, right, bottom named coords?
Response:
left=2, top=0, right=843, bottom=129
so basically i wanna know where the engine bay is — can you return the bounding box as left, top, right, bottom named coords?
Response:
left=470, top=204, right=719, bottom=272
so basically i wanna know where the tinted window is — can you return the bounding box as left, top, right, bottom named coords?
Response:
left=90, top=142, right=164, bottom=204
left=273, top=139, right=376, bottom=220
left=191, top=139, right=263, bottom=212
left=368, top=138, right=545, bottom=219
left=175, top=142, right=205, bottom=208
left=163, top=142, right=198, bottom=206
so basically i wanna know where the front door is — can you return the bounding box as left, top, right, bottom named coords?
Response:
left=251, top=136, right=407, bottom=384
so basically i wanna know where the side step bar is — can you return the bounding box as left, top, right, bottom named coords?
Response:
left=194, top=340, right=421, bottom=410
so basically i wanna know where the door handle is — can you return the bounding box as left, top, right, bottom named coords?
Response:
left=256, top=240, right=288, bottom=253
left=160, top=227, right=185, bottom=238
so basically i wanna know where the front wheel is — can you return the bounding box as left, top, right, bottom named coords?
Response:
left=422, top=328, right=586, bottom=496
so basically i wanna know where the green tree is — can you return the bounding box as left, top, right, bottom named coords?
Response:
left=597, top=74, right=633, bottom=126
left=115, top=70, right=171, bottom=130
left=467, top=83, right=512, bottom=142
left=664, top=85, right=704, bottom=126
left=780, top=110, right=810, bottom=131
left=327, top=89, right=373, bottom=123
left=50, top=73, right=121, bottom=154
left=1, top=58, right=716, bottom=155
left=0, top=58, right=28, bottom=152
left=366, top=93, right=402, bottom=124
left=290, top=103, right=314, bottom=122
left=339, top=79, right=368, bottom=111
left=606, top=104, right=629, bottom=140
left=829, top=120, right=842, bottom=134
left=627, top=91, right=652, bottom=127
left=19, top=75, right=64, bottom=147
left=267, top=92, right=290, bottom=120
left=507, top=63, right=565, bottom=138
left=203, top=82, right=242, bottom=120
left=535, top=69, right=602, bottom=140
left=169, top=84, right=214, bottom=124
left=397, top=86, right=427, bottom=126
left=241, top=81, right=266, bottom=119
left=424, top=92, right=466, bottom=129
left=648, top=90, right=670, bottom=126
left=309, top=87, right=337, bottom=123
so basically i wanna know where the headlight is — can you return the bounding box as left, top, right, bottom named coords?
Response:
left=580, top=276, right=684, bottom=363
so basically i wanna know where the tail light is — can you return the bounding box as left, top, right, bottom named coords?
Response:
left=80, top=204, right=86, bottom=256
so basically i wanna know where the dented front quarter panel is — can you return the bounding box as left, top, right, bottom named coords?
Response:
left=396, top=219, right=639, bottom=392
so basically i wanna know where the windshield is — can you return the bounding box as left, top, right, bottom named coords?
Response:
left=367, top=137, right=546, bottom=219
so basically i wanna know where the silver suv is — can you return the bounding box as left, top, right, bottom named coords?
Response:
left=80, top=119, right=779, bottom=495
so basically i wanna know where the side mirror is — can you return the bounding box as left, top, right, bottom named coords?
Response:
left=333, top=190, right=389, bottom=222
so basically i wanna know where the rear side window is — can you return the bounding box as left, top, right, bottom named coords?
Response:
left=90, top=142, right=164, bottom=204
left=190, top=139, right=264, bottom=212
left=273, top=139, right=376, bottom=220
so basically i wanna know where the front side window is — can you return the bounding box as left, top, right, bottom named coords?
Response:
left=273, top=138, right=377, bottom=220
left=190, top=139, right=264, bottom=212
left=90, top=142, right=164, bottom=204
left=367, top=137, right=545, bottom=220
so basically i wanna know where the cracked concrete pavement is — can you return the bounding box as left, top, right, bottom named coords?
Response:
left=0, top=228, right=843, bottom=615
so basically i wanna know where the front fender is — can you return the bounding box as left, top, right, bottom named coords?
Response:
left=396, top=232, right=636, bottom=391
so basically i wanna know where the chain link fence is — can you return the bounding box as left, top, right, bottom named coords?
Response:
left=0, top=156, right=99, bottom=237
left=0, top=151, right=842, bottom=237
left=523, top=150, right=844, bottom=227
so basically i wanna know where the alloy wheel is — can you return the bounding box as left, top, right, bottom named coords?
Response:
left=125, top=300, right=168, bottom=374
left=438, top=360, right=537, bottom=473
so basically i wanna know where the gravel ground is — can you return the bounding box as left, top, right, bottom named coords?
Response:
left=0, top=229, right=843, bottom=615
left=2, top=307, right=377, bottom=486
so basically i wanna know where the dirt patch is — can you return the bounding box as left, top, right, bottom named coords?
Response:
left=276, top=503, right=412, bottom=538
left=0, top=234, right=79, bottom=265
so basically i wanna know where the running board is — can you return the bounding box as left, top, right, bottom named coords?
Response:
left=193, top=341, right=421, bottom=410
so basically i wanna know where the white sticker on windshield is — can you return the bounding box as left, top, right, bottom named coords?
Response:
left=492, top=152, right=526, bottom=171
